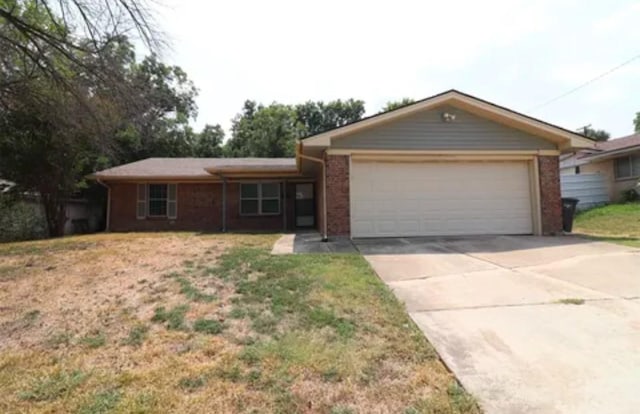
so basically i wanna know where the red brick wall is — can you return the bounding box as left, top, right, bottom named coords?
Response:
left=325, top=155, right=350, bottom=236
left=108, top=181, right=298, bottom=233
left=109, top=182, right=221, bottom=232
left=538, top=156, right=563, bottom=235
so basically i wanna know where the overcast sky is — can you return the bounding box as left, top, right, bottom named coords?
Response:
left=152, top=0, right=640, bottom=138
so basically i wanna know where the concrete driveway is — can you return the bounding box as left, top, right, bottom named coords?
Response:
left=356, top=236, right=640, bottom=414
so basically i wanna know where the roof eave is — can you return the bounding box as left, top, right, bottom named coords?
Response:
left=91, top=174, right=218, bottom=181
left=579, top=145, right=640, bottom=163
left=203, top=167, right=300, bottom=175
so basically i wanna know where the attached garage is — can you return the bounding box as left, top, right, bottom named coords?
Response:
left=351, top=160, right=535, bottom=237
left=299, top=90, right=595, bottom=239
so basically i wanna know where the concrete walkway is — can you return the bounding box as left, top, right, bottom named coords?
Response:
left=356, top=235, right=640, bottom=414
left=271, top=232, right=358, bottom=254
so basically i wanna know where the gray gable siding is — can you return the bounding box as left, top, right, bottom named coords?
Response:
left=332, top=105, right=557, bottom=150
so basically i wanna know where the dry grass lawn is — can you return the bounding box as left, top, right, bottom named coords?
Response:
left=0, top=232, right=479, bottom=414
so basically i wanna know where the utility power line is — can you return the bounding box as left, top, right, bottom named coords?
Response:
left=527, top=52, right=640, bottom=113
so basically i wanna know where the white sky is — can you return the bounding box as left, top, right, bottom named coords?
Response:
left=152, top=0, right=640, bottom=138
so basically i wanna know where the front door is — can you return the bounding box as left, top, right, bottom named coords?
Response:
left=295, top=183, right=315, bottom=228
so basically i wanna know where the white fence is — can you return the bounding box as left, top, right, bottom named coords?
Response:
left=560, top=173, right=609, bottom=210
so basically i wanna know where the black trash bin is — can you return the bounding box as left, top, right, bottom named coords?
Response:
left=561, top=197, right=579, bottom=232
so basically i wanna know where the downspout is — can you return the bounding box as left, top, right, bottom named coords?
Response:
left=221, top=175, right=227, bottom=232
left=298, top=153, right=328, bottom=242
left=282, top=180, right=287, bottom=232
left=96, top=178, right=111, bottom=232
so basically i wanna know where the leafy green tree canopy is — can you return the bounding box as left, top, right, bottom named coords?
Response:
left=0, top=4, right=197, bottom=237
left=381, top=98, right=416, bottom=113
left=225, top=99, right=365, bottom=157
left=194, top=124, right=225, bottom=157
left=582, top=126, right=610, bottom=142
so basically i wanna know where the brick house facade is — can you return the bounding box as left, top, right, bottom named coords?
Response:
left=95, top=90, right=592, bottom=238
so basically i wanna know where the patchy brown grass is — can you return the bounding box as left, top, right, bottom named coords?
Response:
left=0, top=232, right=478, bottom=413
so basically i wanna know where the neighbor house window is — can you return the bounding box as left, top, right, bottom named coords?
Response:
left=614, top=155, right=640, bottom=179
left=240, top=183, right=280, bottom=215
left=136, top=183, right=177, bottom=219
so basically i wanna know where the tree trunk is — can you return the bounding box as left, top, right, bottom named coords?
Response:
left=40, top=192, right=67, bottom=237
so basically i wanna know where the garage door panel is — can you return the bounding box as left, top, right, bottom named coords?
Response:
left=351, top=161, right=533, bottom=237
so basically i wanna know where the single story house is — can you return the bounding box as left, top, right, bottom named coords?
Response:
left=92, top=90, right=594, bottom=239
left=560, top=133, right=640, bottom=202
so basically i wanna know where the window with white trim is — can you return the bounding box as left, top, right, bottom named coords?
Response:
left=614, top=155, right=640, bottom=179
left=240, top=183, right=280, bottom=215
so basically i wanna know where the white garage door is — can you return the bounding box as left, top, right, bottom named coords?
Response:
left=351, top=161, right=533, bottom=238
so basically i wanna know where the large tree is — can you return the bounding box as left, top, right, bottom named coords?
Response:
left=226, top=101, right=301, bottom=158
left=0, top=4, right=199, bottom=237
left=634, top=112, right=640, bottom=133
left=193, top=124, right=225, bottom=157
left=295, top=99, right=365, bottom=136
left=111, top=53, right=199, bottom=163
left=0, top=0, right=160, bottom=95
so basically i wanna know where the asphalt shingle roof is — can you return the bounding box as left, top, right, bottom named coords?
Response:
left=93, top=158, right=297, bottom=178
left=593, top=133, right=640, bottom=152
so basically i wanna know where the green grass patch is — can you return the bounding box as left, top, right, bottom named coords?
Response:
left=13, top=309, right=42, bottom=329
left=151, top=305, right=189, bottom=331
left=178, top=375, right=207, bottom=392
left=306, top=307, right=356, bottom=339
left=448, top=382, right=479, bottom=412
left=0, top=264, right=21, bottom=281
left=228, top=307, right=247, bottom=319
left=123, top=324, right=149, bottom=346
left=175, top=276, right=215, bottom=302
left=19, top=370, right=87, bottom=401
left=193, top=318, right=224, bottom=335
left=330, top=407, right=355, bottom=414
left=77, top=388, right=121, bottom=414
left=574, top=203, right=640, bottom=247
left=45, top=331, right=73, bottom=349
left=80, top=331, right=106, bottom=349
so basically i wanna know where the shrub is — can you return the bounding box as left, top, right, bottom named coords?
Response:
left=0, top=196, right=48, bottom=242
left=621, top=187, right=640, bottom=203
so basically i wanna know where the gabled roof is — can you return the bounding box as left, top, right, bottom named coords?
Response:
left=92, top=158, right=297, bottom=180
left=301, top=89, right=595, bottom=151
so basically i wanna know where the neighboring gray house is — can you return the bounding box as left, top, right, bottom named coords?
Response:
left=560, top=133, right=640, bottom=207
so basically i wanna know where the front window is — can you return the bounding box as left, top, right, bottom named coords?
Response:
left=148, top=184, right=168, bottom=216
left=615, top=155, right=640, bottom=179
left=240, top=183, right=280, bottom=215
